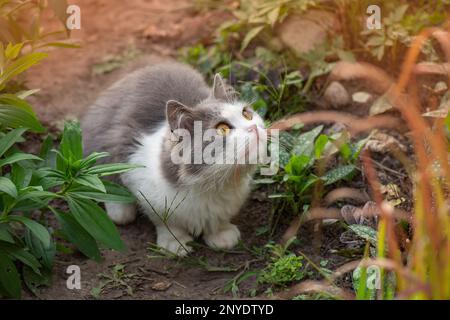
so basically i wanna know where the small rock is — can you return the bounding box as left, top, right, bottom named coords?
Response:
left=324, top=81, right=350, bottom=108
left=434, top=81, right=448, bottom=94
left=142, top=24, right=181, bottom=40
left=151, top=281, right=172, bottom=291
left=352, top=91, right=372, bottom=104
left=276, top=10, right=338, bottom=55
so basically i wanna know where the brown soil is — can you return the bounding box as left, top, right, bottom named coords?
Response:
left=23, top=0, right=362, bottom=300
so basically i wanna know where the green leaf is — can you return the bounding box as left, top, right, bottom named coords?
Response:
left=0, top=242, right=42, bottom=275
left=351, top=137, right=370, bottom=161
left=57, top=120, right=83, bottom=170
left=4, top=42, right=24, bottom=59
left=0, top=94, right=44, bottom=132
left=11, top=163, right=32, bottom=189
left=337, top=49, right=356, bottom=62
left=299, top=175, right=319, bottom=194
left=0, top=224, right=14, bottom=243
left=322, top=165, right=356, bottom=186
left=241, top=26, right=264, bottom=52
left=292, top=125, right=323, bottom=158
left=24, top=229, right=55, bottom=269
left=75, top=151, right=109, bottom=170
left=285, top=154, right=311, bottom=175
left=69, top=180, right=135, bottom=203
left=278, top=147, right=291, bottom=169
left=267, top=7, right=280, bottom=27
left=0, top=153, right=42, bottom=167
left=253, top=178, right=276, bottom=184
left=314, top=134, right=329, bottom=159
left=16, top=89, right=41, bottom=99
left=0, top=252, right=21, bottom=298
left=55, top=210, right=102, bottom=262
left=66, top=196, right=125, bottom=251
left=23, top=265, right=52, bottom=296
left=7, top=216, right=51, bottom=248
left=0, top=127, right=27, bottom=157
left=0, top=177, right=17, bottom=198
left=74, top=174, right=106, bottom=193
left=0, top=52, right=47, bottom=87
left=84, top=163, right=141, bottom=177
left=349, top=225, right=378, bottom=247
left=36, top=41, right=80, bottom=49
left=16, top=189, right=56, bottom=203
left=39, top=135, right=55, bottom=167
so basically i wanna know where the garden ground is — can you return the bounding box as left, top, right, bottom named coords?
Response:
left=23, top=0, right=411, bottom=299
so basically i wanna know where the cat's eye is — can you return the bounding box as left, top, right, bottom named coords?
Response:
left=242, top=108, right=253, bottom=120
left=216, top=123, right=231, bottom=136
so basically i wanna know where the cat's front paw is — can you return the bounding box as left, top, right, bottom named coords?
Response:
left=156, top=226, right=193, bottom=257
left=105, top=203, right=136, bottom=225
left=204, top=224, right=241, bottom=249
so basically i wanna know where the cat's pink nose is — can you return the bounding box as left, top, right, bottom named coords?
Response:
left=247, top=124, right=257, bottom=133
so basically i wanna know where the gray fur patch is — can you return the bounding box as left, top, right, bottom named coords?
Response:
left=81, top=62, right=239, bottom=187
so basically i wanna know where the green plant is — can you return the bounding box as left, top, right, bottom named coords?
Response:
left=0, top=1, right=137, bottom=299
left=0, top=121, right=138, bottom=298
left=91, top=264, right=137, bottom=298
left=0, top=0, right=79, bottom=90
left=219, top=0, right=318, bottom=51
left=258, top=239, right=306, bottom=286
left=258, top=125, right=366, bottom=217
left=361, top=3, right=445, bottom=63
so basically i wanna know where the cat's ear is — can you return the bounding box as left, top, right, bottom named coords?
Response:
left=166, top=100, right=194, bottom=131
left=211, top=73, right=229, bottom=101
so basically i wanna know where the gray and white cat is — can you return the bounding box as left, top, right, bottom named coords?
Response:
left=81, top=62, right=266, bottom=256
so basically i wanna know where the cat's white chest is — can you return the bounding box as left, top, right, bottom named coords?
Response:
left=121, top=125, right=251, bottom=236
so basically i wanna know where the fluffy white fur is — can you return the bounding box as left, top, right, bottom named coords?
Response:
left=109, top=102, right=266, bottom=256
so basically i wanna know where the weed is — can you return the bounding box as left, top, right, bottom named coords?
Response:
left=259, top=253, right=305, bottom=286
left=92, top=43, right=141, bottom=75
left=217, top=0, right=319, bottom=51
left=91, top=264, right=137, bottom=298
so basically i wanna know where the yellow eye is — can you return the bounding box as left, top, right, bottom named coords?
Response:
left=216, top=123, right=231, bottom=136
left=242, top=108, right=253, bottom=120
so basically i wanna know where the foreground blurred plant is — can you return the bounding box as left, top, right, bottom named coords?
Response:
left=183, top=0, right=450, bottom=300
left=0, top=121, right=137, bottom=298
left=0, top=0, right=134, bottom=299
left=274, top=26, right=450, bottom=300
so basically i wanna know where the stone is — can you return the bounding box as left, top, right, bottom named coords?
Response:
left=151, top=281, right=172, bottom=291
left=324, top=81, right=350, bottom=108
left=276, top=10, right=338, bottom=55
left=434, top=81, right=448, bottom=94
left=352, top=91, right=372, bottom=104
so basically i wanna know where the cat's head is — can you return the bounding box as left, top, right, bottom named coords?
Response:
left=162, top=74, right=268, bottom=187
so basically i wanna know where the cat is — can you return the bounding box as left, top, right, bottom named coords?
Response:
left=81, top=62, right=266, bottom=256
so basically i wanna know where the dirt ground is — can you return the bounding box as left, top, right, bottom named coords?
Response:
left=23, top=0, right=358, bottom=300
